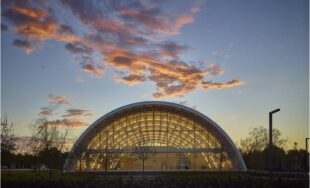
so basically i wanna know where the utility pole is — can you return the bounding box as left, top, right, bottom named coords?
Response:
left=269, top=109, right=280, bottom=177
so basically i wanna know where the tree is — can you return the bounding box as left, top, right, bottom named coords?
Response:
left=239, top=126, right=288, bottom=154
left=30, top=118, right=68, bottom=152
left=39, top=147, right=64, bottom=169
left=238, top=127, right=291, bottom=171
left=132, top=140, right=156, bottom=173
left=30, top=117, right=68, bottom=177
left=1, top=116, right=16, bottom=168
left=285, top=143, right=307, bottom=171
left=96, top=131, right=123, bottom=188
left=1, top=116, right=16, bottom=153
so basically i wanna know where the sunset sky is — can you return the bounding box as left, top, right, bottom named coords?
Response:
left=1, top=0, right=309, bottom=148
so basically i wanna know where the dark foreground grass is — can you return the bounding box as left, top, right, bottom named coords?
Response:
left=1, top=170, right=249, bottom=181
left=1, top=170, right=309, bottom=188
left=1, top=169, right=98, bottom=181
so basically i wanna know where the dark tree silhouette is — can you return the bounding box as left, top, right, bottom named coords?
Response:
left=30, top=117, right=68, bottom=177
left=1, top=116, right=16, bottom=152
left=239, top=127, right=288, bottom=154
left=1, top=116, right=16, bottom=168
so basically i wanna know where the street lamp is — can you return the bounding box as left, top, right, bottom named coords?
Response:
left=306, top=138, right=310, bottom=153
left=269, top=108, right=280, bottom=177
left=306, top=138, right=309, bottom=173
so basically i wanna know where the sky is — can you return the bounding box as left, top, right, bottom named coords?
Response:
left=1, top=0, right=309, bottom=149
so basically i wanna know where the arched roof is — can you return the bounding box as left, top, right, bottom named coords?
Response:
left=64, top=101, right=246, bottom=171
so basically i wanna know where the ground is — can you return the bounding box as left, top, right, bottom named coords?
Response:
left=1, top=169, right=308, bottom=188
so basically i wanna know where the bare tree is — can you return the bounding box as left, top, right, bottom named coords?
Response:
left=96, top=131, right=123, bottom=188
left=30, top=117, right=68, bottom=177
left=30, top=118, right=68, bottom=151
left=239, top=126, right=288, bottom=154
left=1, top=116, right=16, bottom=152
left=1, top=116, right=16, bottom=168
left=132, top=140, right=157, bottom=173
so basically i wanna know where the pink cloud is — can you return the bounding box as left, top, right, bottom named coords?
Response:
left=3, top=0, right=244, bottom=99
left=48, top=95, right=70, bottom=105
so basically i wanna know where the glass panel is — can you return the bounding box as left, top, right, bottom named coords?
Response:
left=83, top=110, right=233, bottom=171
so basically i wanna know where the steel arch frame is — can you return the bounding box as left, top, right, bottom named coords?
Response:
left=64, top=101, right=247, bottom=172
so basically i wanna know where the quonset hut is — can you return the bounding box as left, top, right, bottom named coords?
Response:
left=64, top=101, right=246, bottom=172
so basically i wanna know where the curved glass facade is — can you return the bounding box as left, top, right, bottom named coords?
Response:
left=64, top=102, right=246, bottom=172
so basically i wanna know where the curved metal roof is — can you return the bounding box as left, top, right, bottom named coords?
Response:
left=64, top=101, right=246, bottom=171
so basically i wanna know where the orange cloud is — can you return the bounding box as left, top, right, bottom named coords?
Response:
left=62, top=108, right=95, bottom=120
left=116, top=74, right=146, bottom=85
left=38, top=95, right=95, bottom=128
left=3, top=3, right=80, bottom=50
left=168, top=15, right=194, bottom=35
left=201, top=80, right=244, bottom=89
left=3, top=0, right=244, bottom=99
left=16, top=21, right=58, bottom=39
left=11, top=6, right=48, bottom=18
left=38, top=107, right=54, bottom=117
left=47, top=119, right=88, bottom=128
left=48, top=95, right=70, bottom=105
left=81, top=64, right=104, bottom=78
left=104, top=49, right=239, bottom=98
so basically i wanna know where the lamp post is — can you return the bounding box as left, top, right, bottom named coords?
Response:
left=269, top=108, right=280, bottom=177
left=306, top=138, right=310, bottom=153
left=306, top=138, right=310, bottom=173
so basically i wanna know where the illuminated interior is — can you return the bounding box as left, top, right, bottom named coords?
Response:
left=64, top=102, right=246, bottom=172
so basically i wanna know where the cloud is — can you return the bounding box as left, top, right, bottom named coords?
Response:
left=38, top=95, right=70, bottom=117
left=105, top=50, right=231, bottom=98
left=10, top=5, right=48, bottom=18
left=65, top=42, right=104, bottom=77
left=52, top=108, right=94, bottom=128
left=37, top=95, right=95, bottom=128
left=201, top=80, right=244, bottom=89
left=2, top=0, right=244, bottom=98
left=65, top=42, right=92, bottom=55
left=2, top=1, right=80, bottom=42
left=62, top=108, right=94, bottom=119
left=173, top=100, right=197, bottom=110
left=12, top=39, right=33, bottom=54
left=158, top=41, right=189, bottom=59
left=81, top=63, right=104, bottom=78
left=48, top=95, right=70, bottom=105
left=116, top=74, right=146, bottom=85
left=38, top=106, right=54, bottom=117
left=59, top=24, right=74, bottom=35
left=47, top=119, right=88, bottom=128
left=3, top=5, right=58, bottom=39
left=178, top=100, right=188, bottom=106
